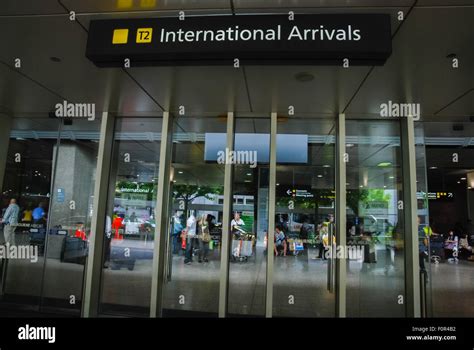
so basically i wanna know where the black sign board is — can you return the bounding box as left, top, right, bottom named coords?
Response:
left=86, top=14, right=392, bottom=67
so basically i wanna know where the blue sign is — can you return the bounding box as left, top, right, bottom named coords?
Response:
left=57, top=188, right=65, bottom=203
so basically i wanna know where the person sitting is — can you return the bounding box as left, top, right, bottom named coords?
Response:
left=444, top=230, right=458, bottom=262
left=458, top=233, right=472, bottom=260
left=274, top=226, right=287, bottom=257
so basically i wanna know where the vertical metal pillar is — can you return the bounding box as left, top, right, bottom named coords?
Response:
left=335, top=113, right=347, bottom=317
left=150, top=111, right=173, bottom=317
left=82, top=112, right=114, bottom=317
left=401, top=116, right=421, bottom=317
left=265, top=112, right=277, bottom=318
left=218, top=112, right=235, bottom=318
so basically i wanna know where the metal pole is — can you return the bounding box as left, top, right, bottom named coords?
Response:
left=265, top=112, right=277, bottom=318
left=150, top=111, right=173, bottom=317
left=401, top=116, right=421, bottom=318
left=82, top=112, right=114, bottom=317
left=218, top=112, right=235, bottom=318
left=335, top=113, right=347, bottom=317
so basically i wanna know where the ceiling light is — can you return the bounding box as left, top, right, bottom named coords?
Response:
left=429, top=166, right=438, bottom=170
left=244, top=180, right=251, bottom=183
left=346, top=143, right=354, bottom=148
left=317, top=174, right=323, bottom=178
left=246, top=173, right=252, bottom=176
left=389, top=176, right=394, bottom=179
left=461, top=177, right=466, bottom=180
left=359, top=185, right=363, bottom=188
left=383, top=185, right=387, bottom=188
left=457, top=181, right=461, bottom=184
left=323, top=165, right=331, bottom=168
left=178, top=171, right=183, bottom=174
left=295, top=72, right=314, bottom=82
left=377, top=162, right=392, bottom=167
left=276, top=183, right=280, bottom=186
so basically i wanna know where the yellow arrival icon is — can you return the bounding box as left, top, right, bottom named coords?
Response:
left=112, top=29, right=129, bottom=44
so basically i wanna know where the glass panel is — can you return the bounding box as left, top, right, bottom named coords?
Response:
left=0, top=117, right=59, bottom=308
left=99, top=117, right=162, bottom=316
left=272, top=117, right=336, bottom=317
left=40, top=119, right=100, bottom=312
left=422, top=121, right=474, bottom=317
left=228, top=117, right=270, bottom=317
left=162, top=116, right=225, bottom=316
left=345, top=120, right=406, bottom=317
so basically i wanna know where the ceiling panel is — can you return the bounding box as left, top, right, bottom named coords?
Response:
left=0, top=0, right=65, bottom=16
left=0, top=64, right=62, bottom=115
left=0, top=15, right=162, bottom=116
left=436, top=90, right=474, bottom=117
left=61, top=0, right=230, bottom=13
left=244, top=65, right=370, bottom=114
left=345, top=7, right=474, bottom=118
left=234, top=0, right=414, bottom=8
left=128, top=66, right=251, bottom=114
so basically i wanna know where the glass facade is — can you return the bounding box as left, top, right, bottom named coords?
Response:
left=0, top=1, right=472, bottom=320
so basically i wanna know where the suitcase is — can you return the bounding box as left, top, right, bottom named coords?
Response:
left=61, top=236, right=88, bottom=265
left=231, top=238, right=253, bottom=262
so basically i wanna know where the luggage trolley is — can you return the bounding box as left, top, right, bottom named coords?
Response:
left=231, top=227, right=255, bottom=262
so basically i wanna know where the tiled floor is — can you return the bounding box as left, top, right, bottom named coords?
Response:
left=1, top=237, right=473, bottom=317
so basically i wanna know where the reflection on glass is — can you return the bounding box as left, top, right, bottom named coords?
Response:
left=39, top=119, right=99, bottom=311
left=100, top=118, right=162, bottom=316
left=273, top=118, right=336, bottom=317
left=0, top=118, right=57, bottom=307
left=163, top=116, right=225, bottom=316
left=421, top=122, right=474, bottom=317
left=345, top=120, right=405, bottom=317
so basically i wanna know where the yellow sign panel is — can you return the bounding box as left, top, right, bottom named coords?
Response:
left=112, top=29, right=129, bottom=44
left=117, top=0, right=133, bottom=9
left=140, top=0, right=156, bottom=8
left=136, top=28, right=153, bottom=43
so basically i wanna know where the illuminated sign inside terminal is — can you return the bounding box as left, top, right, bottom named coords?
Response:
left=86, top=14, right=391, bottom=67
left=417, top=191, right=455, bottom=201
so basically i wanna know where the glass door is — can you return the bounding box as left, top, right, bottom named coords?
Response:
left=227, top=116, right=270, bottom=317
left=272, top=117, right=336, bottom=317
left=345, top=120, right=406, bottom=317
left=162, top=115, right=225, bottom=317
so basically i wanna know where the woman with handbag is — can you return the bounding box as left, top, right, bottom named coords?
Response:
left=198, top=214, right=212, bottom=263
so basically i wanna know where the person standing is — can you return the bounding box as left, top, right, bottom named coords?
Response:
left=21, top=205, right=33, bottom=224
left=171, top=211, right=183, bottom=255
left=2, top=198, right=20, bottom=245
left=184, top=211, right=197, bottom=265
left=198, top=214, right=211, bottom=263
left=231, top=212, right=245, bottom=234
left=32, top=202, right=46, bottom=225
